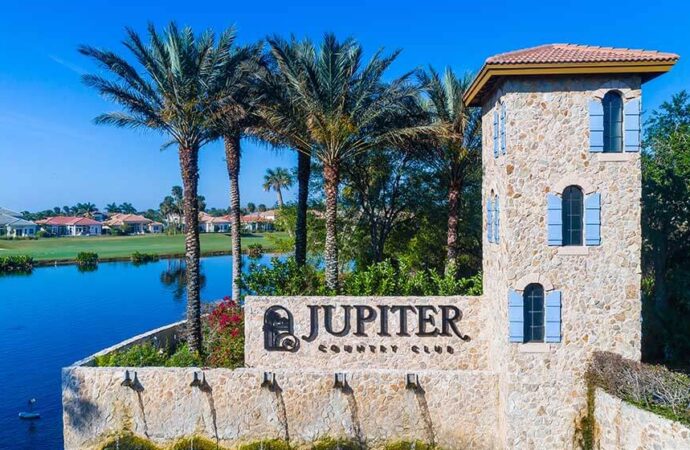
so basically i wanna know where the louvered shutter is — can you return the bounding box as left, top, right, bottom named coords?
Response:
left=589, top=100, right=604, bottom=153
left=487, top=198, right=494, bottom=243
left=585, top=192, right=601, bottom=246
left=624, top=98, right=641, bottom=152
left=500, top=103, right=506, bottom=155
left=509, top=289, right=524, bottom=343
left=545, top=290, right=562, bottom=343
left=493, top=111, right=499, bottom=157
left=547, top=193, right=563, bottom=246
left=494, top=197, right=500, bottom=243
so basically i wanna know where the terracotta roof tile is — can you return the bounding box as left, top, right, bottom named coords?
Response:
left=486, top=43, right=679, bottom=65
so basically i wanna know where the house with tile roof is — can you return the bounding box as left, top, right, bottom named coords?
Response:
left=36, top=216, right=103, bottom=236
left=198, top=212, right=231, bottom=233
left=0, top=214, right=37, bottom=237
left=241, top=209, right=277, bottom=232
left=104, top=213, right=152, bottom=235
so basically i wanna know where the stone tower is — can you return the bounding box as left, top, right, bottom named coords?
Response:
left=464, top=44, right=678, bottom=448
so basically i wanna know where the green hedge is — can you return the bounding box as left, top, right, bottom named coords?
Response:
left=0, top=255, right=34, bottom=274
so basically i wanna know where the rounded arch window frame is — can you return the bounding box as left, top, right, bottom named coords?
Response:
left=602, top=90, right=624, bottom=153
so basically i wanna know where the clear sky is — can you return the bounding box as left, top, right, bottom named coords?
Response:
left=1, top=0, right=688, bottom=212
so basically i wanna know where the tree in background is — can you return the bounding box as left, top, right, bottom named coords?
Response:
left=419, top=67, right=482, bottom=277
left=118, top=202, right=137, bottom=214
left=246, top=202, right=256, bottom=213
left=80, top=23, right=233, bottom=353
left=258, top=37, right=313, bottom=267
left=641, top=91, right=690, bottom=368
left=105, top=203, right=121, bottom=213
left=266, top=34, right=428, bottom=290
left=208, top=33, right=263, bottom=302
left=263, top=167, right=293, bottom=208
left=258, top=204, right=267, bottom=212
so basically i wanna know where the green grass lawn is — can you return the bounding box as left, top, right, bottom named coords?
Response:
left=0, top=232, right=287, bottom=262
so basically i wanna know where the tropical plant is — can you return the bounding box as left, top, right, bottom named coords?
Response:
left=246, top=202, right=256, bottom=213
left=264, top=34, right=428, bottom=290
left=262, top=167, right=293, bottom=208
left=0, top=255, right=34, bottom=274
left=256, top=37, right=313, bottom=267
left=208, top=35, right=263, bottom=302
left=80, top=23, right=235, bottom=352
left=105, top=202, right=121, bottom=213
left=418, top=67, right=482, bottom=276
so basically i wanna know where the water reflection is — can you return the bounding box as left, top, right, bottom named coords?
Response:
left=159, top=259, right=207, bottom=301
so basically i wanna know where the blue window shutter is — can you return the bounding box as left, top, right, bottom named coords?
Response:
left=547, top=193, right=563, bottom=246
left=494, top=197, right=500, bottom=243
left=508, top=289, right=524, bottom=343
left=487, top=198, right=494, bottom=243
left=545, top=290, right=562, bottom=343
left=493, top=111, right=499, bottom=157
left=585, top=192, right=601, bottom=246
left=500, top=103, right=506, bottom=155
left=624, top=98, right=641, bottom=152
left=589, top=100, right=604, bottom=153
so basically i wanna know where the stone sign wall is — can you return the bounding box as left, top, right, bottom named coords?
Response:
left=245, top=296, right=490, bottom=371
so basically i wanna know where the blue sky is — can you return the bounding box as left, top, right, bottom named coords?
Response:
left=1, top=0, right=688, bottom=212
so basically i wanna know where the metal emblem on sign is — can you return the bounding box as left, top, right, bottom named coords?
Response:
left=263, top=306, right=300, bottom=352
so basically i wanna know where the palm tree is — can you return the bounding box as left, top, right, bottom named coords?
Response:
left=207, top=41, right=263, bottom=302
left=263, top=167, right=293, bottom=208
left=256, top=37, right=313, bottom=267
left=418, top=67, right=481, bottom=276
left=264, top=34, right=428, bottom=290
left=80, top=23, right=234, bottom=353
left=105, top=203, right=121, bottom=214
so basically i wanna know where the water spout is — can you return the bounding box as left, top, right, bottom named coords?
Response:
left=333, top=372, right=348, bottom=390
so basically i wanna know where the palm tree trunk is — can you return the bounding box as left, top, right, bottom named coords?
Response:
left=445, top=174, right=461, bottom=276
left=295, top=149, right=311, bottom=266
left=323, top=163, right=339, bottom=291
left=276, top=188, right=284, bottom=209
left=224, top=133, right=242, bottom=301
left=179, top=145, right=202, bottom=353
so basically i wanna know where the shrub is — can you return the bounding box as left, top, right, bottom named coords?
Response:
left=36, top=229, right=53, bottom=238
left=247, top=243, right=264, bottom=259
left=383, top=441, right=437, bottom=450
left=76, top=251, right=98, bottom=267
left=237, top=439, right=290, bottom=450
left=94, top=342, right=167, bottom=367
left=165, top=343, right=203, bottom=367
left=589, top=351, right=690, bottom=425
left=131, top=251, right=160, bottom=265
left=0, top=255, right=34, bottom=274
left=170, top=436, right=225, bottom=450
left=311, top=437, right=364, bottom=449
left=204, top=297, right=245, bottom=368
left=242, top=257, right=329, bottom=297
left=99, top=433, right=159, bottom=450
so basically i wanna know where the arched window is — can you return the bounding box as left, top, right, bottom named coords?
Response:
left=524, top=283, right=544, bottom=343
left=603, top=91, right=623, bottom=153
left=562, top=186, right=584, bottom=246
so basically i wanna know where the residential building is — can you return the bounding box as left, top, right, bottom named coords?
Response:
left=36, top=216, right=103, bottom=236
left=0, top=214, right=37, bottom=237
left=241, top=210, right=277, bottom=232
left=199, top=212, right=231, bottom=233
left=147, top=222, right=164, bottom=234
left=104, top=213, right=152, bottom=234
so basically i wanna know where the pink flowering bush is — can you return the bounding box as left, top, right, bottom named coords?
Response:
left=204, top=296, right=245, bottom=368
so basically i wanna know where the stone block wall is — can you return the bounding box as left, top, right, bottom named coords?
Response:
left=62, top=366, right=499, bottom=449
left=594, top=389, right=690, bottom=449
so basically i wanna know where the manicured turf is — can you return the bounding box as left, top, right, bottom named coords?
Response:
left=0, top=232, right=286, bottom=262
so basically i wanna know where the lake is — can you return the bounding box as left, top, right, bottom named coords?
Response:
left=0, top=254, right=276, bottom=449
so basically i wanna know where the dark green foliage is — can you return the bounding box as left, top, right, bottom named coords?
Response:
left=311, top=437, right=363, bottom=450
left=99, top=433, right=160, bottom=450
left=242, top=257, right=481, bottom=298
left=170, top=436, right=225, bottom=449
left=0, top=255, right=34, bottom=274
left=641, top=91, right=690, bottom=368
left=242, top=257, right=330, bottom=297
left=94, top=342, right=167, bottom=367
left=131, top=252, right=160, bottom=265
left=76, top=251, right=98, bottom=267
left=589, top=351, right=690, bottom=426
left=237, top=439, right=291, bottom=450
left=247, top=244, right=264, bottom=259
